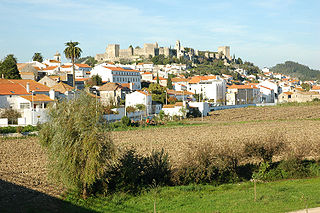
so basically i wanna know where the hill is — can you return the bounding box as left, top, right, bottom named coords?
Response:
left=270, top=61, right=320, bottom=81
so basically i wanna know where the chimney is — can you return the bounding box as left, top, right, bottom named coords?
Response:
left=49, top=89, right=55, bottom=100
left=130, top=82, right=133, bottom=90
left=26, top=82, right=30, bottom=93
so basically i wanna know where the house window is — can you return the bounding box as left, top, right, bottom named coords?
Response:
left=20, top=103, right=30, bottom=109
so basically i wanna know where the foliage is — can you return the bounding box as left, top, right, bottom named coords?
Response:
left=126, top=106, right=136, bottom=113
left=244, top=132, right=286, bottom=163
left=159, top=110, right=165, bottom=120
left=87, top=74, right=102, bottom=86
left=168, top=96, right=177, bottom=104
left=39, top=92, right=116, bottom=198
left=270, top=61, right=320, bottom=81
left=32, top=52, right=43, bottom=63
left=167, top=74, right=173, bottom=89
left=121, top=116, right=131, bottom=127
left=0, top=125, right=38, bottom=134
left=135, top=104, right=146, bottom=111
left=75, top=56, right=97, bottom=67
left=104, top=149, right=171, bottom=194
left=148, top=83, right=166, bottom=104
left=64, top=41, right=82, bottom=87
left=0, top=108, right=21, bottom=125
left=301, top=83, right=311, bottom=91
left=0, top=54, right=21, bottom=79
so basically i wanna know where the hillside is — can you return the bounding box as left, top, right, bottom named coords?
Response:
left=270, top=61, right=320, bottom=81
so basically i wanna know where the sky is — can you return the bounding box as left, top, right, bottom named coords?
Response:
left=0, top=0, right=319, bottom=69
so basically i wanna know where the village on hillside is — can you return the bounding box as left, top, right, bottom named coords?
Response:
left=1, top=41, right=320, bottom=127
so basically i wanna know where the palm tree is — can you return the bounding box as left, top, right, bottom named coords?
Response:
left=32, top=52, right=43, bottom=62
left=64, top=41, right=82, bottom=88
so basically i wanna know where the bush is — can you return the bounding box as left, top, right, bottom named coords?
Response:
left=121, top=116, right=131, bottom=127
left=244, top=132, right=286, bottom=163
left=0, top=108, right=21, bottom=125
left=126, top=106, right=136, bottom=113
left=105, top=149, right=171, bottom=194
left=0, top=126, right=16, bottom=134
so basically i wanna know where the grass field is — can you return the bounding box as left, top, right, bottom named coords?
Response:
left=66, top=177, right=320, bottom=213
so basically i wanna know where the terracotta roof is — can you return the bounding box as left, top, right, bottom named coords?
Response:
left=75, top=63, right=91, bottom=68
left=49, top=59, right=60, bottom=63
left=171, top=77, right=188, bottom=82
left=283, top=92, right=293, bottom=95
left=99, top=82, right=122, bottom=91
left=75, top=78, right=89, bottom=81
left=33, top=66, right=41, bottom=71
left=228, top=84, right=258, bottom=89
left=51, top=82, right=74, bottom=93
left=153, top=77, right=167, bottom=81
left=162, top=102, right=183, bottom=108
left=20, top=94, right=54, bottom=102
left=188, top=76, right=217, bottom=84
left=137, top=90, right=151, bottom=96
left=0, top=79, right=50, bottom=93
left=167, top=90, right=194, bottom=95
left=259, top=85, right=273, bottom=90
left=312, top=86, right=320, bottom=90
left=16, top=63, right=28, bottom=71
left=20, top=72, right=35, bottom=75
left=61, top=65, right=72, bottom=68
left=43, top=66, right=58, bottom=71
left=120, top=83, right=133, bottom=89
left=104, top=66, right=139, bottom=72
left=0, top=81, right=29, bottom=95
left=142, top=72, right=152, bottom=75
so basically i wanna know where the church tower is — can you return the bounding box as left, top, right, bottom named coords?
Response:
left=54, top=51, right=61, bottom=62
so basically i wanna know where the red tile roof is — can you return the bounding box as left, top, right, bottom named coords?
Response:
left=0, top=79, right=50, bottom=95
left=43, top=66, right=58, bottom=71
left=188, top=76, right=217, bottom=84
left=228, top=84, right=258, bottom=89
left=104, top=66, right=139, bottom=72
left=20, top=94, right=54, bottom=102
left=75, top=63, right=91, bottom=68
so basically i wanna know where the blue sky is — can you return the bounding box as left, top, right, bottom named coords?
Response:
left=0, top=0, right=319, bottom=69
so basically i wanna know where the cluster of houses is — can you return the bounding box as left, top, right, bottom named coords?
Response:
left=1, top=53, right=320, bottom=126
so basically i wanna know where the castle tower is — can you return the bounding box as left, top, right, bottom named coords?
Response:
left=54, top=51, right=61, bottom=62
left=175, top=40, right=181, bottom=51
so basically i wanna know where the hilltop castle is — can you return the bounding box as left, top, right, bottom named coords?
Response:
left=95, top=40, right=231, bottom=62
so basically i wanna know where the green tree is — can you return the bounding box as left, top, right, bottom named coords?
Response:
left=90, top=74, right=102, bottom=86
left=167, top=74, right=173, bottom=89
left=39, top=92, right=116, bottom=198
left=0, top=54, right=20, bottom=79
left=64, top=41, right=82, bottom=88
left=148, top=83, right=166, bottom=104
left=32, top=52, right=43, bottom=62
left=301, top=83, right=311, bottom=91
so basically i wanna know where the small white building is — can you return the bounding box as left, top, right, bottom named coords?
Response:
left=187, top=76, right=227, bottom=104
left=125, top=90, right=152, bottom=115
left=90, top=64, right=141, bottom=90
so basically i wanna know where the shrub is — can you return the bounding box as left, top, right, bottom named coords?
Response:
left=244, top=132, right=286, bottom=163
left=39, top=92, right=116, bottom=198
left=0, top=108, right=21, bottom=125
left=105, top=149, right=171, bottom=194
left=126, top=106, right=136, bottom=113
left=121, top=116, right=131, bottom=127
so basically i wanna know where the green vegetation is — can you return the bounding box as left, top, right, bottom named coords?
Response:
left=0, top=54, right=21, bottom=79
left=64, top=41, right=82, bottom=87
left=65, top=177, right=320, bottom=213
left=148, top=83, right=166, bottom=104
left=0, top=125, right=38, bottom=134
left=32, top=52, right=43, bottom=63
left=75, top=56, right=97, bottom=67
left=39, top=92, right=116, bottom=199
left=87, top=74, right=102, bottom=86
left=0, top=108, right=21, bottom=125
left=276, top=99, right=320, bottom=107
left=271, top=61, right=320, bottom=81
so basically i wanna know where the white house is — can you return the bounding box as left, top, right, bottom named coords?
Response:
left=136, top=63, right=154, bottom=72
left=125, top=90, right=152, bottom=115
left=141, top=72, right=153, bottom=82
left=60, top=63, right=92, bottom=79
left=162, top=102, right=186, bottom=117
left=187, top=75, right=227, bottom=104
left=258, top=85, right=275, bottom=103
left=259, top=80, right=280, bottom=98
left=90, top=64, right=141, bottom=90
left=226, top=84, right=261, bottom=105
